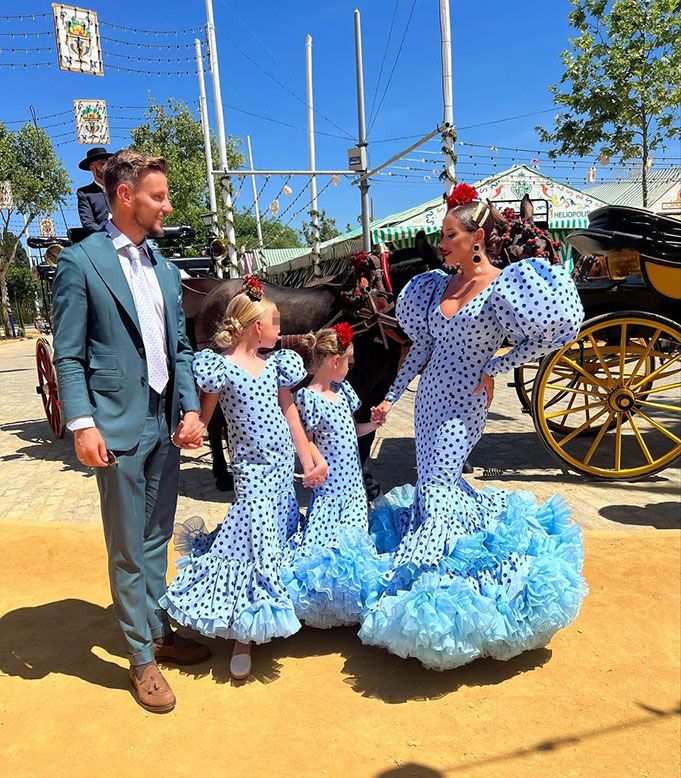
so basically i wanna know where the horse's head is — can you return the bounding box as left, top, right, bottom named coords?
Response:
left=498, top=201, right=562, bottom=266
left=387, top=230, right=444, bottom=296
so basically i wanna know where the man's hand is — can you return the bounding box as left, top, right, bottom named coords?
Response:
left=74, top=427, right=109, bottom=468
left=172, top=411, right=205, bottom=449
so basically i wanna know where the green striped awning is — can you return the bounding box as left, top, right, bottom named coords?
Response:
left=373, top=223, right=440, bottom=243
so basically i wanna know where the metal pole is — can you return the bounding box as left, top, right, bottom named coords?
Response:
left=355, top=125, right=442, bottom=183
left=204, top=0, right=238, bottom=277
left=305, top=34, right=321, bottom=275
left=439, top=0, right=457, bottom=193
left=213, top=169, right=355, bottom=176
left=194, top=38, right=218, bottom=237
left=246, top=135, right=264, bottom=251
left=354, top=9, right=371, bottom=254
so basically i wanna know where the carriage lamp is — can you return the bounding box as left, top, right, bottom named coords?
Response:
left=200, top=211, right=218, bottom=228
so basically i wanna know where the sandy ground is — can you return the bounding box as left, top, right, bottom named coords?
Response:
left=0, top=522, right=679, bottom=778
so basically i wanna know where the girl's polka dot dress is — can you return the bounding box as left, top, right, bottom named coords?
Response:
left=360, top=259, right=588, bottom=670
left=160, top=349, right=307, bottom=645
left=281, top=381, right=389, bottom=628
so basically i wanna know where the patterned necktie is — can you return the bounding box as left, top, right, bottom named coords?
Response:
left=127, top=245, right=169, bottom=394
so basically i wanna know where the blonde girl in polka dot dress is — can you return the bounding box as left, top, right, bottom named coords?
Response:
left=281, top=324, right=390, bottom=628
left=161, top=277, right=327, bottom=680
left=360, top=186, right=588, bottom=671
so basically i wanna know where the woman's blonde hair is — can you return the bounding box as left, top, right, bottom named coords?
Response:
left=301, top=327, right=353, bottom=372
left=214, top=292, right=274, bottom=349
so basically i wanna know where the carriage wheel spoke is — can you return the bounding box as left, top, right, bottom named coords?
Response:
left=614, top=414, right=623, bottom=471
left=586, top=333, right=614, bottom=380
left=618, top=323, right=627, bottom=380
left=630, top=353, right=681, bottom=391
left=625, top=328, right=661, bottom=386
left=626, top=412, right=654, bottom=465
left=544, top=399, right=605, bottom=420
left=631, top=407, right=681, bottom=444
left=544, top=382, right=603, bottom=398
left=583, top=412, right=616, bottom=466
left=636, top=400, right=681, bottom=413
left=555, top=406, right=609, bottom=447
left=638, top=381, right=681, bottom=397
left=557, top=356, right=607, bottom=389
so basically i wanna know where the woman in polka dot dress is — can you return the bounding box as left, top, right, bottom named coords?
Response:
left=160, top=278, right=327, bottom=680
left=281, top=324, right=390, bottom=628
left=361, top=187, right=588, bottom=671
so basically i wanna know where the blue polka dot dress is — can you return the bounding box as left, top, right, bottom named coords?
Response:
left=160, top=349, right=307, bottom=645
left=360, top=259, right=588, bottom=670
left=281, top=381, right=389, bottom=628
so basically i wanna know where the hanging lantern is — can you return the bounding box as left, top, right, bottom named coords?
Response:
left=282, top=184, right=293, bottom=196
left=331, top=175, right=340, bottom=186
left=598, top=153, right=610, bottom=165
left=587, top=166, right=597, bottom=183
left=269, top=199, right=279, bottom=215
left=644, top=157, right=654, bottom=173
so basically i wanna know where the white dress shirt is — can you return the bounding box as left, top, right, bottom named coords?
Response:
left=67, top=221, right=169, bottom=431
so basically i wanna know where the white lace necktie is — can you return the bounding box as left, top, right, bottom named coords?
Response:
left=127, top=245, right=169, bottom=394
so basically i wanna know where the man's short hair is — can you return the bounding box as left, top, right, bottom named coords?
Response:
left=103, top=149, right=167, bottom=202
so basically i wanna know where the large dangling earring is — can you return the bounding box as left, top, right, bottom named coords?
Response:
left=472, top=243, right=483, bottom=274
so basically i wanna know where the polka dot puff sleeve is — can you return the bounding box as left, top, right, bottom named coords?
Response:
left=384, top=271, right=442, bottom=404
left=295, top=387, right=321, bottom=434
left=339, top=380, right=362, bottom=413
left=192, top=349, right=228, bottom=393
left=275, top=348, right=307, bottom=388
left=484, top=259, right=584, bottom=378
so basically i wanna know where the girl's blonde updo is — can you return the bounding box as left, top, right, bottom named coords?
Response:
left=214, top=292, right=274, bottom=349
left=301, top=327, right=354, bottom=372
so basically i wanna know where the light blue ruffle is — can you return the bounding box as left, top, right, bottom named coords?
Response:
left=282, top=526, right=391, bottom=628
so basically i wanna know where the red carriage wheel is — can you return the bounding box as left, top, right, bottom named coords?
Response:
left=35, top=337, right=65, bottom=438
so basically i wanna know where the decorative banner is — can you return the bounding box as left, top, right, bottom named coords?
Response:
left=0, top=181, right=13, bottom=209
left=52, top=3, right=103, bottom=76
left=39, top=216, right=57, bottom=237
left=73, top=99, right=109, bottom=145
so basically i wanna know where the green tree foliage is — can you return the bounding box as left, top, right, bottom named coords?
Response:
left=235, top=209, right=302, bottom=251
left=537, top=0, right=681, bottom=206
left=130, top=97, right=243, bottom=252
left=0, top=123, right=71, bottom=337
left=2, top=231, right=29, bottom=269
left=7, top=266, right=37, bottom=331
left=301, top=209, right=341, bottom=244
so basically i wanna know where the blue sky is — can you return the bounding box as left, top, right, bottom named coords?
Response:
left=1, top=0, right=677, bottom=239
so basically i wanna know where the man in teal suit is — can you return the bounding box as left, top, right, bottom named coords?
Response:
left=53, top=150, right=210, bottom=713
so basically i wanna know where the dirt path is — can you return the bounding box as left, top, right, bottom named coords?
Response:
left=1, top=522, right=679, bottom=777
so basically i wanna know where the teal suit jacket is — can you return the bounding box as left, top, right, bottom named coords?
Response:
left=52, top=231, right=199, bottom=451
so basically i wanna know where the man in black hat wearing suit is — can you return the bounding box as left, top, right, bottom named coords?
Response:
left=77, top=147, right=113, bottom=236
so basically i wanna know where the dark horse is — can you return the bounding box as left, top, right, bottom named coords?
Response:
left=185, top=233, right=443, bottom=493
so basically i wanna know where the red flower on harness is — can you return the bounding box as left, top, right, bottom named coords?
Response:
left=446, top=182, right=479, bottom=208
left=332, top=322, right=354, bottom=350
left=241, top=275, right=264, bottom=301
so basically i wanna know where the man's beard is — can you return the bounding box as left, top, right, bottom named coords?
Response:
left=133, top=211, right=163, bottom=238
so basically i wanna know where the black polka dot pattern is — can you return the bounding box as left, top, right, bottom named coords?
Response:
left=161, top=349, right=309, bottom=645
left=359, top=260, right=586, bottom=670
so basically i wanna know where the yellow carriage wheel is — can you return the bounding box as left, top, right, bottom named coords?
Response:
left=532, top=311, right=681, bottom=480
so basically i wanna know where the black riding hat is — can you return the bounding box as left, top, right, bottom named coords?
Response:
left=78, top=147, right=113, bottom=171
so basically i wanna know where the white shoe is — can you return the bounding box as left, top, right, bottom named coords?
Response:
left=229, top=652, right=252, bottom=680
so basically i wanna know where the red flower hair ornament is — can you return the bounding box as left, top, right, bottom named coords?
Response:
left=331, top=322, right=354, bottom=350
left=446, top=182, right=479, bottom=209
left=241, top=275, right=265, bottom=301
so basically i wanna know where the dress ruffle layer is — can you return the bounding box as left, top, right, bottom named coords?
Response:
left=282, top=526, right=390, bottom=629
left=360, top=485, right=587, bottom=670
left=162, top=492, right=302, bottom=645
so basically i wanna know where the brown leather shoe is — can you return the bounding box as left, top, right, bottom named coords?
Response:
left=153, top=632, right=211, bottom=665
left=130, top=665, right=176, bottom=713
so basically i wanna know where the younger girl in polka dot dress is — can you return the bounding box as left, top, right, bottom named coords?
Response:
left=161, top=278, right=326, bottom=680
left=361, top=187, right=588, bottom=671
left=281, top=324, right=390, bottom=628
